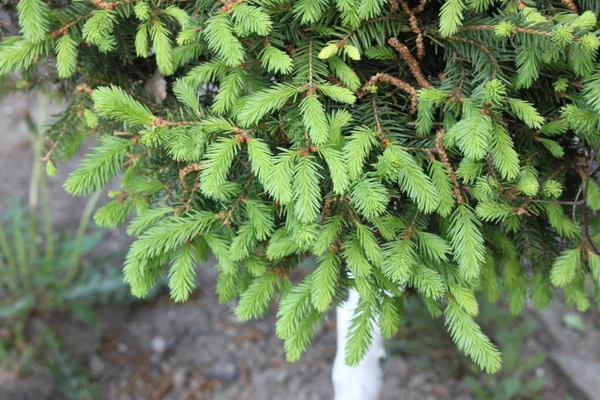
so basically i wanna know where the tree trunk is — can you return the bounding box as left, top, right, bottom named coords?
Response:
left=332, top=289, right=385, bottom=400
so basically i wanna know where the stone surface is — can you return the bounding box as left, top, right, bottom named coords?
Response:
left=207, top=352, right=238, bottom=382
left=534, top=300, right=600, bottom=400
left=550, top=352, right=600, bottom=400
left=89, top=353, right=106, bottom=378
left=150, top=336, right=167, bottom=355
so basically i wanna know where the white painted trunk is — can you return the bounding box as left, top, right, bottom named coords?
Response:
left=332, top=289, right=385, bottom=400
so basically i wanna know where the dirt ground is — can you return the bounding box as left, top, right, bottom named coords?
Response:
left=56, top=279, right=472, bottom=400
left=1, top=93, right=598, bottom=400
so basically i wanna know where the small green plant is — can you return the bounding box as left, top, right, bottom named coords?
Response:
left=42, top=327, right=98, bottom=400
left=0, top=106, right=128, bottom=382
left=387, top=299, right=548, bottom=400
left=466, top=304, right=546, bottom=400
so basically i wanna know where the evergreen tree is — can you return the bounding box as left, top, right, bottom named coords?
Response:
left=2, top=0, right=600, bottom=373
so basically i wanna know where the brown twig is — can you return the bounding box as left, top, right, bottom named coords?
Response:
left=413, top=0, right=427, bottom=14
left=220, top=0, right=244, bottom=12
left=458, top=24, right=582, bottom=41
left=399, top=0, right=425, bottom=59
left=372, top=97, right=384, bottom=135
left=179, top=163, right=202, bottom=190
left=151, top=117, right=203, bottom=127
left=435, top=129, right=464, bottom=205
left=388, top=38, right=432, bottom=88
left=560, top=0, right=578, bottom=13
left=51, top=11, right=95, bottom=36
left=357, top=72, right=418, bottom=113
left=404, top=210, right=421, bottom=239
left=322, top=197, right=335, bottom=224
left=178, top=163, right=202, bottom=211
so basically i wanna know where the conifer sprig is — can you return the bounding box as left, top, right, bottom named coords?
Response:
left=93, top=86, right=156, bottom=126
left=17, top=0, right=50, bottom=44
left=64, top=136, right=132, bottom=196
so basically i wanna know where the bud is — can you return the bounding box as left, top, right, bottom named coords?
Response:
left=551, top=25, right=575, bottom=47
left=344, top=45, right=361, bottom=61
left=495, top=21, right=515, bottom=38
left=318, top=43, right=339, bottom=60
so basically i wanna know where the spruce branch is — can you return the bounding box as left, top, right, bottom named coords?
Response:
left=439, top=0, right=465, bottom=37
left=221, top=175, right=255, bottom=227
left=460, top=24, right=588, bottom=43
left=10, top=0, right=600, bottom=372
left=42, top=99, right=86, bottom=162
left=17, top=0, right=50, bottom=44
left=582, top=140, right=600, bottom=255
left=64, top=136, right=132, bottom=196
left=445, top=299, right=501, bottom=373
left=448, top=205, right=485, bottom=281
left=54, top=34, right=78, bottom=79
left=92, top=86, right=156, bottom=126
left=168, top=244, right=198, bottom=302
left=178, top=162, right=202, bottom=212
left=179, top=163, right=202, bottom=191
left=447, top=36, right=498, bottom=79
